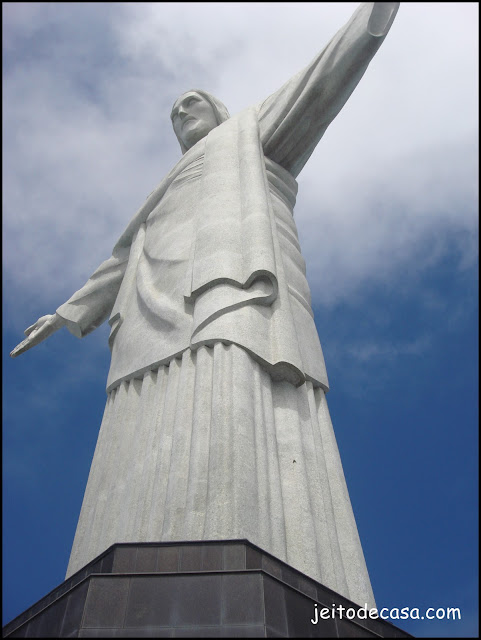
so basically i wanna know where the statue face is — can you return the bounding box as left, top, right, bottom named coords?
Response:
left=171, top=92, right=218, bottom=149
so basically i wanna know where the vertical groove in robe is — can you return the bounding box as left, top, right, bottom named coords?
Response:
left=151, top=359, right=181, bottom=537
left=133, top=368, right=159, bottom=540
left=65, top=344, right=375, bottom=609
left=115, top=379, right=142, bottom=539
left=252, top=359, right=270, bottom=551
left=232, top=346, right=257, bottom=540
left=119, top=377, right=143, bottom=541
left=183, top=346, right=213, bottom=537
left=128, top=370, right=156, bottom=539
left=205, top=342, right=234, bottom=538
left=272, top=380, right=317, bottom=574
left=259, top=365, right=288, bottom=561
left=161, top=355, right=194, bottom=539
left=293, top=382, right=327, bottom=580
left=144, top=365, right=170, bottom=539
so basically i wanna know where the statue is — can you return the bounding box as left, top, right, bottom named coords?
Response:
left=11, top=2, right=400, bottom=608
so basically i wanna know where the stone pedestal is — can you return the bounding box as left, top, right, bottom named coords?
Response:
left=3, top=540, right=411, bottom=638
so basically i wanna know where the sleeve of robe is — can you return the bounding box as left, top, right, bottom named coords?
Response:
left=55, top=143, right=189, bottom=340
left=56, top=247, right=130, bottom=338
left=257, top=2, right=399, bottom=177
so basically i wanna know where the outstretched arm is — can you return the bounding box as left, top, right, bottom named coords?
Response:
left=54, top=251, right=129, bottom=339
left=10, top=249, right=129, bottom=358
left=258, top=2, right=400, bottom=177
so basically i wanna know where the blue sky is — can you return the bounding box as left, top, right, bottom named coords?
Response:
left=3, top=2, right=478, bottom=637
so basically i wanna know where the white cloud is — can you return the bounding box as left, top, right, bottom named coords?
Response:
left=3, top=2, right=478, bottom=323
left=345, top=336, right=432, bottom=363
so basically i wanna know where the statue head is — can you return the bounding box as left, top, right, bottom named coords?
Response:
left=171, top=90, right=230, bottom=153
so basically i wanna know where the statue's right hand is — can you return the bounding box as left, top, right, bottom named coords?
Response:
left=10, top=313, right=65, bottom=358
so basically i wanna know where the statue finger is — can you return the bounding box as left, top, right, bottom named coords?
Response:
left=11, top=323, right=53, bottom=357
left=24, top=323, right=39, bottom=337
left=10, top=337, right=34, bottom=358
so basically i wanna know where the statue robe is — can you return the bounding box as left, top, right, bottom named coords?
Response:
left=60, top=2, right=399, bottom=608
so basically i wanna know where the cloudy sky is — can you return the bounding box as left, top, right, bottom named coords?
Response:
left=3, top=2, right=478, bottom=636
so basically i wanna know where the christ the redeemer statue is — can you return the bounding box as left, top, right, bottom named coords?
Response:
left=11, top=2, right=399, bottom=609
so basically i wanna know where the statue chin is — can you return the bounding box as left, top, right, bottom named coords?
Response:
left=181, top=123, right=216, bottom=150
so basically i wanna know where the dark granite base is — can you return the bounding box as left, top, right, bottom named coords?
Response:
left=3, top=540, right=411, bottom=638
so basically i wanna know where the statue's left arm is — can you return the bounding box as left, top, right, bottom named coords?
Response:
left=258, top=2, right=399, bottom=177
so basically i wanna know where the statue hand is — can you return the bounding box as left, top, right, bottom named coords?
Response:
left=10, top=313, right=65, bottom=358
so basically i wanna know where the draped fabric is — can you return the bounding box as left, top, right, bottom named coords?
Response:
left=58, top=110, right=328, bottom=391
left=56, top=2, right=397, bottom=394
left=62, top=2, right=400, bottom=609
left=66, top=343, right=375, bottom=608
